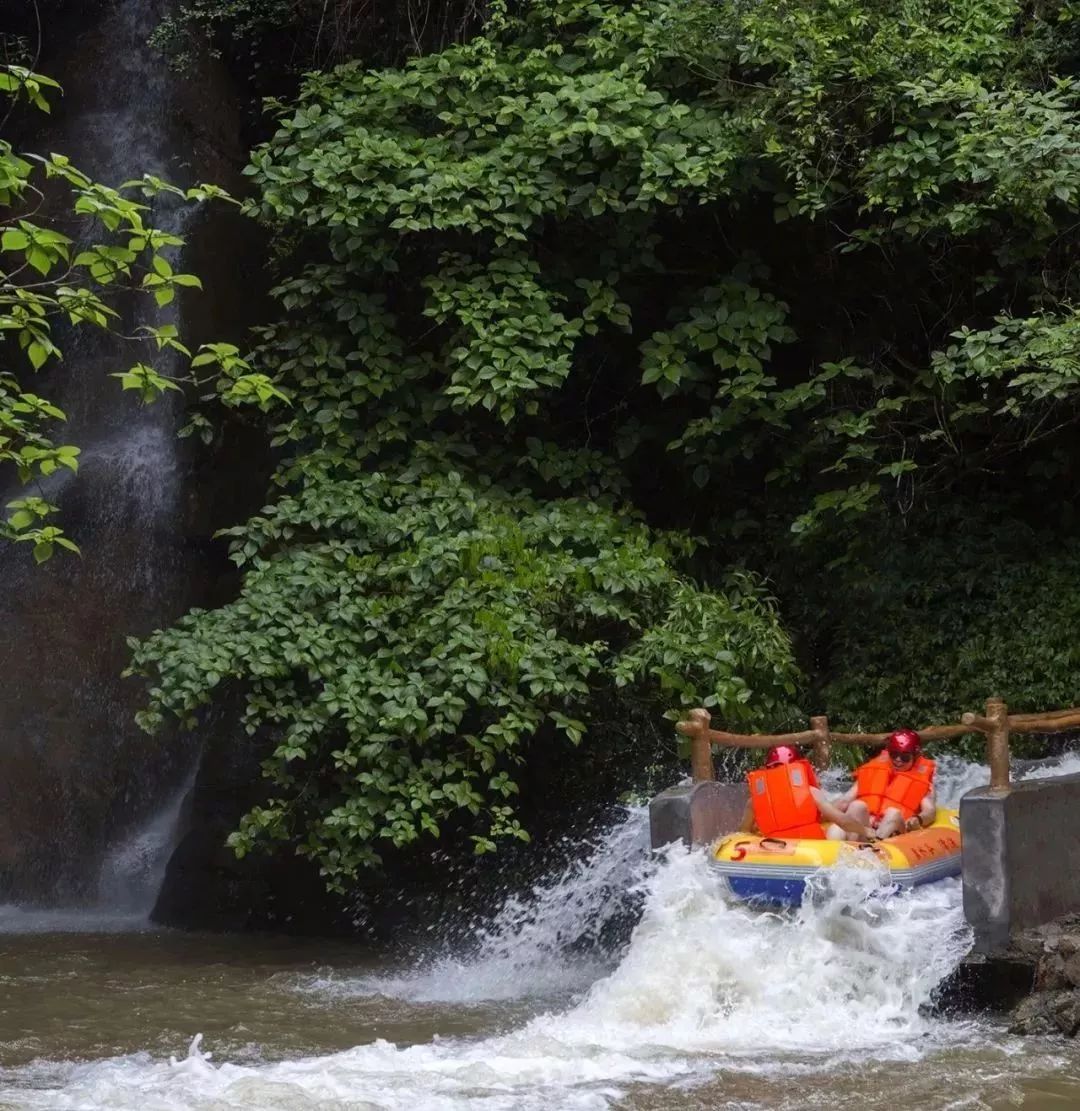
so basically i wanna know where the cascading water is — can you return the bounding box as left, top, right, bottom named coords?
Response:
left=0, top=774, right=190, bottom=930
left=0, top=0, right=202, bottom=909
left=97, top=768, right=196, bottom=917
left=301, top=807, right=655, bottom=1005
left=7, top=753, right=1080, bottom=1109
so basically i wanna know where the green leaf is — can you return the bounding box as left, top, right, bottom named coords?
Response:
left=1, top=229, right=29, bottom=251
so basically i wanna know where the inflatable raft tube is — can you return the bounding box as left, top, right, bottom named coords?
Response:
left=710, top=809, right=961, bottom=907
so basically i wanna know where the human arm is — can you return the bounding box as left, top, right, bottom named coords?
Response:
left=902, top=796, right=936, bottom=832
left=739, top=799, right=758, bottom=834
left=917, top=790, right=936, bottom=827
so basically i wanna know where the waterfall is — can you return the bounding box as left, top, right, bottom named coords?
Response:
left=0, top=0, right=202, bottom=909
left=97, top=769, right=195, bottom=917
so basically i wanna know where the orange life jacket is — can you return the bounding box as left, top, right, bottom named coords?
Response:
left=747, top=759, right=824, bottom=840
left=855, top=752, right=936, bottom=819
left=854, top=752, right=893, bottom=817
left=883, top=756, right=936, bottom=820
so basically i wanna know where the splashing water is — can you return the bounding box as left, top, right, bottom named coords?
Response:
left=934, top=749, right=1080, bottom=806
left=0, top=863, right=977, bottom=1109
left=0, top=812, right=979, bottom=1108
left=302, top=808, right=654, bottom=1005
left=4, top=753, right=1080, bottom=1108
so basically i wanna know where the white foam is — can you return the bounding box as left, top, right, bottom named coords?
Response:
left=0, top=841, right=975, bottom=1108
left=302, top=808, right=651, bottom=1005
left=6, top=753, right=1080, bottom=1108
left=934, top=750, right=1080, bottom=806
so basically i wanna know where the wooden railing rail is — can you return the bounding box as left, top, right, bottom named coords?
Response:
left=677, top=696, right=1080, bottom=791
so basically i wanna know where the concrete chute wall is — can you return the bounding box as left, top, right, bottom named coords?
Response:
left=961, top=773, right=1080, bottom=952
left=648, top=782, right=748, bottom=849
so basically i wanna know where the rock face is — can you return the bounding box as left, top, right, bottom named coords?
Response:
left=1012, top=991, right=1080, bottom=1037
left=0, top=0, right=266, bottom=908
left=1008, top=916, right=1080, bottom=1036
left=151, top=729, right=354, bottom=934
left=937, top=913, right=1080, bottom=1034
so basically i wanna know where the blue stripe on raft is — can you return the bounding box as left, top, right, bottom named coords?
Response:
left=727, top=875, right=807, bottom=907
left=714, top=855, right=961, bottom=907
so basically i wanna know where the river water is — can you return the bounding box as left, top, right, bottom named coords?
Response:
left=1, top=758, right=1080, bottom=1110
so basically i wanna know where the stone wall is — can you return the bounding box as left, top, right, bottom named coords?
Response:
left=649, top=781, right=748, bottom=849
left=961, top=772, right=1080, bottom=952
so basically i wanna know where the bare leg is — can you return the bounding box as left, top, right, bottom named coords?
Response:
left=875, top=807, right=905, bottom=839
left=832, top=800, right=872, bottom=841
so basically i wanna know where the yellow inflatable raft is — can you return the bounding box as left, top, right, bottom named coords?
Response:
left=710, top=809, right=961, bottom=906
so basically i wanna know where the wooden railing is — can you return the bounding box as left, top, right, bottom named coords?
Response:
left=676, top=698, right=1080, bottom=790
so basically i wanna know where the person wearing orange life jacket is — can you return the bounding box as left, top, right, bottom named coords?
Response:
left=833, top=729, right=937, bottom=840
left=738, top=744, right=878, bottom=843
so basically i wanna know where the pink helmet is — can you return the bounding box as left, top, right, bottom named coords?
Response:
left=887, top=729, right=921, bottom=760
left=765, top=744, right=801, bottom=767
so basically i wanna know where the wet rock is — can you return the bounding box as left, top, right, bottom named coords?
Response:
left=941, top=913, right=1080, bottom=1032
left=0, top=0, right=267, bottom=907
left=1036, top=951, right=1068, bottom=991
left=995, top=916, right=1080, bottom=1035
left=151, top=726, right=353, bottom=934
left=1010, top=990, right=1080, bottom=1037
left=1063, top=953, right=1080, bottom=988
left=934, top=953, right=1035, bottom=1014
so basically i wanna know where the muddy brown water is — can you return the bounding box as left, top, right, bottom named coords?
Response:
left=0, top=920, right=1075, bottom=1109
left=4, top=791, right=1080, bottom=1110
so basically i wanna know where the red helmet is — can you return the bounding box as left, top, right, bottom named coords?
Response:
left=765, top=744, right=801, bottom=767
left=887, top=729, right=921, bottom=759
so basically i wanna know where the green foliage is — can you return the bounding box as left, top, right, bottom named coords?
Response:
left=0, top=66, right=276, bottom=556
left=129, top=449, right=797, bottom=887
left=150, top=0, right=491, bottom=75
left=668, top=0, right=1080, bottom=534
left=233, top=0, right=1080, bottom=536
left=135, top=0, right=1080, bottom=877
left=819, top=523, right=1080, bottom=750
left=151, top=0, right=298, bottom=71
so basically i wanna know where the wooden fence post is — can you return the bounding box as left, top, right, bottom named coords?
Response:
left=810, top=715, right=831, bottom=771
left=986, top=696, right=1011, bottom=790
left=689, top=709, right=715, bottom=784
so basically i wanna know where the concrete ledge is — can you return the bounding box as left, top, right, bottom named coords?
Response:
left=649, top=781, right=748, bottom=849
left=962, top=772, right=1080, bottom=952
